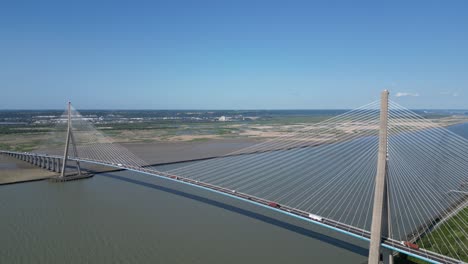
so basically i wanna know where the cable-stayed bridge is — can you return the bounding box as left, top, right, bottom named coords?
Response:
left=1, top=91, right=467, bottom=264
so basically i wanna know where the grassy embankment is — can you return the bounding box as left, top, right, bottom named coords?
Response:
left=395, top=207, right=468, bottom=263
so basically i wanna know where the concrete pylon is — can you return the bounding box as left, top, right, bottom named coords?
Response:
left=60, top=101, right=82, bottom=178
left=368, top=90, right=392, bottom=264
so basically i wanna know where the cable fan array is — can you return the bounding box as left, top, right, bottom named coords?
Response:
left=163, top=100, right=467, bottom=262
left=35, top=105, right=147, bottom=168
left=167, top=101, right=382, bottom=232
left=387, top=101, right=467, bottom=261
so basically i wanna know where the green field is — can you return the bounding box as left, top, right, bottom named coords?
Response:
left=395, top=207, right=468, bottom=263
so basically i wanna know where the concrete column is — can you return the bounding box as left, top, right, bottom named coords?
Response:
left=368, top=90, right=390, bottom=264
left=56, top=159, right=61, bottom=173
left=52, top=158, right=57, bottom=172
left=58, top=159, right=61, bottom=172
left=46, top=158, right=50, bottom=170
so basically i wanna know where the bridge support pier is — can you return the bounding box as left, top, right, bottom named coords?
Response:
left=55, top=158, right=61, bottom=173
left=382, top=248, right=394, bottom=264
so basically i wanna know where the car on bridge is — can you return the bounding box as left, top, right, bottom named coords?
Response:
left=308, top=213, right=323, bottom=222
left=401, top=241, right=419, bottom=250
left=268, top=202, right=281, bottom=208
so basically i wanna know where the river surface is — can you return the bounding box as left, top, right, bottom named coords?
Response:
left=1, top=123, right=468, bottom=264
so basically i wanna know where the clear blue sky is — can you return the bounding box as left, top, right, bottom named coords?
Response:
left=1, top=0, right=467, bottom=109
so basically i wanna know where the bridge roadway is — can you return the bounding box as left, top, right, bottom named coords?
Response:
left=0, top=151, right=463, bottom=264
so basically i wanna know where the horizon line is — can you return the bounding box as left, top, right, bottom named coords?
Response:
left=0, top=108, right=467, bottom=111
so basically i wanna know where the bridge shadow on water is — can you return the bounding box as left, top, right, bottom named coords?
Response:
left=99, top=173, right=369, bottom=257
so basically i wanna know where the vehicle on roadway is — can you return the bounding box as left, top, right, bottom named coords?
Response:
left=308, top=213, right=323, bottom=222
left=268, top=202, right=281, bottom=208
left=401, top=241, right=419, bottom=250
